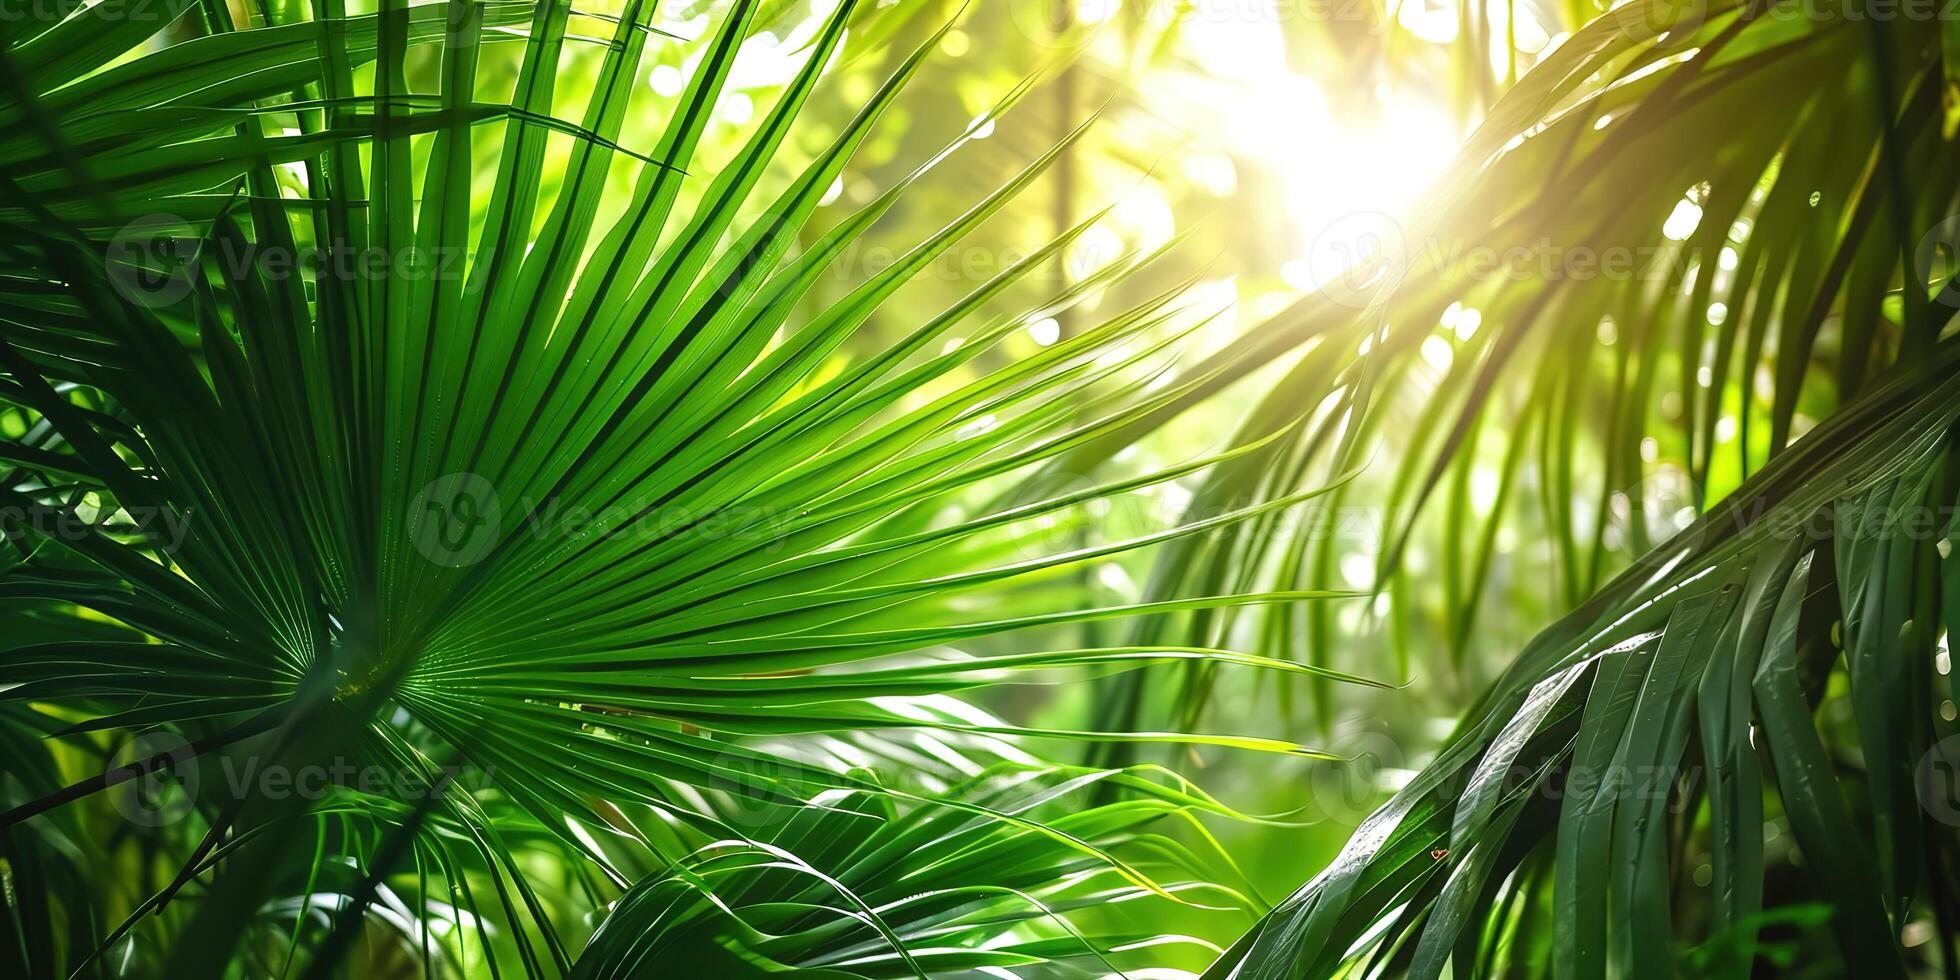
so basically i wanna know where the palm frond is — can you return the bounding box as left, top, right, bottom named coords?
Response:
left=1213, top=342, right=1960, bottom=976
left=0, top=1, right=1378, bottom=975
left=1083, top=0, right=1960, bottom=745
left=1178, top=1, right=1960, bottom=974
left=575, top=763, right=1255, bottom=978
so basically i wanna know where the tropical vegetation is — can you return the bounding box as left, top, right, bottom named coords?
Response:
left=3, top=0, right=1959, bottom=976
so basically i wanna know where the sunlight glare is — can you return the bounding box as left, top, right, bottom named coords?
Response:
left=1397, top=0, right=1460, bottom=43
left=1182, top=15, right=1461, bottom=259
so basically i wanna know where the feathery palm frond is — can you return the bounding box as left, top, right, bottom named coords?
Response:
left=1093, top=0, right=1960, bottom=725
left=575, top=764, right=1260, bottom=977
left=1175, top=0, right=1960, bottom=975
left=1073, top=0, right=1956, bottom=706
left=1213, top=343, right=1960, bottom=976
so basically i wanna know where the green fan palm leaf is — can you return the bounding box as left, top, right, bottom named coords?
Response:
left=0, top=1, right=1382, bottom=975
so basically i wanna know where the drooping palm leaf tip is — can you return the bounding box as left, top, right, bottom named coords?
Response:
left=1183, top=1, right=1960, bottom=977
left=0, top=1, right=1392, bottom=976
